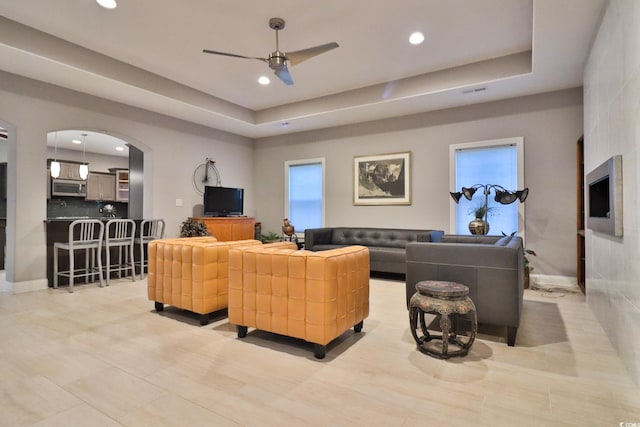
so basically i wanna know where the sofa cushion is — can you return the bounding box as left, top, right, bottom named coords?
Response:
left=494, top=235, right=513, bottom=246
left=304, top=227, right=445, bottom=275
left=331, top=228, right=424, bottom=249
left=369, top=246, right=407, bottom=274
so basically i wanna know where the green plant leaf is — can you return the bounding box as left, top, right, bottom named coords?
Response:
left=180, top=219, right=209, bottom=237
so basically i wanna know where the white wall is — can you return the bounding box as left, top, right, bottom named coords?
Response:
left=0, top=71, right=254, bottom=291
left=255, top=88, right=583, bottom=278
left=584, top=0, right=640, bottom=385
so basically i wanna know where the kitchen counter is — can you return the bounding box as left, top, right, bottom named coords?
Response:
left=44, top=217, right=125, bottom=222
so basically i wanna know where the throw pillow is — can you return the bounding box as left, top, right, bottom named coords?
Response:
left=494, top=235, right=513, bottom=246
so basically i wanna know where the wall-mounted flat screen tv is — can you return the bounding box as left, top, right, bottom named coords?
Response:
left=586, top=155, right=622, bottom=237
left=203, top=186, right=244, bottom=217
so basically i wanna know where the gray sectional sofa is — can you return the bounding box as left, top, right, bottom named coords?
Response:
left=405, top=234, right=524, bottom=346
left=304, top=227, right=445, bottom=274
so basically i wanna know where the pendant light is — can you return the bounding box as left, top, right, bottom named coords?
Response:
left=50, top=131, right=61, bottom=178
left=79, top=133, right=89, bottom=180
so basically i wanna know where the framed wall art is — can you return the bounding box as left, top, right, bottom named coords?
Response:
left=353, top=151, right=411, bottom=205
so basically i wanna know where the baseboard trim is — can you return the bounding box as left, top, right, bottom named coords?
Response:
left=1, top=279, right=49, bottom=294
left=530, top=274, right=581, bottom=292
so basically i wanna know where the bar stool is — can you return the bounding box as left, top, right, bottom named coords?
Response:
left=104, top=219, right=136, bottom=285
left=54, top=219, right=105, bottom=293
left=134, top=219, right=165, bottom=279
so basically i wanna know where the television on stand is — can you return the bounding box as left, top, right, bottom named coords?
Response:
left=203, top=186, right=244, bottom=217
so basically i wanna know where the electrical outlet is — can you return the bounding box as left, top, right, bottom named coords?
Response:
left=175, top=198, right=183, bottom=207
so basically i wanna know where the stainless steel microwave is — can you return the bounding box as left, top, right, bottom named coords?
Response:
left=51, top=179, right=87, bottom=197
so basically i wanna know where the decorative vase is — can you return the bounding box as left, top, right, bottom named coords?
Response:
left=468, top=218, right=489, bottom=235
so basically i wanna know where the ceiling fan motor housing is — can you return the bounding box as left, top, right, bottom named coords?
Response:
left=268, top=51, right=287, bottom=69
left=268, top=18, right=287, bottom=69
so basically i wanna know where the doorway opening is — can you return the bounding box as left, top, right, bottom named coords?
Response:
left=46, top=129, right=142, bottom=219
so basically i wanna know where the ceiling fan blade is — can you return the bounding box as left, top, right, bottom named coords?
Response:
left=274, top=67, right=294, bottom=85
left=202, top=49, right=266, bottom=63
left=286, top=42, right=339, bottom=66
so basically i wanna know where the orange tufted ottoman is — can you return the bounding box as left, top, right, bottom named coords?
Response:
left=147, top=237, right=267, bottom=325
left=228, top=245, right=370, bottom=359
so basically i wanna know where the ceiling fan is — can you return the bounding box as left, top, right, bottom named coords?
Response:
left=202, top=17, right=339, bottom=86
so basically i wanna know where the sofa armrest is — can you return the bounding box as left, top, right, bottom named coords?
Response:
left=406, top=240, right=523, bottom=327
left=304, top=228, right=334, bottom=250
left=439, top=234, right=501, bottom=244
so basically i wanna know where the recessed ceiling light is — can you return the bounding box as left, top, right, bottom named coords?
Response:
left=96, top=0, right=117, bottom=10
left=115, top=146, right=124, bottom=151
left=409, top=32, right=424, bottom=45
left=71, top=139, right=82, bottom=144
left=258, top=76, right=270, bottom=85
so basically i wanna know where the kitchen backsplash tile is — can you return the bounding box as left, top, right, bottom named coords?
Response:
left=47, top=197, right=128, bottom=219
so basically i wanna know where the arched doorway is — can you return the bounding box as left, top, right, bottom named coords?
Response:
left=46, top=129, right=143, bottom=219
left=43, top=129, right=145, bottom=288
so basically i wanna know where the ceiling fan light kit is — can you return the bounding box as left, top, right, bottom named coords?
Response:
left=203, top=17, right=339, bottom=86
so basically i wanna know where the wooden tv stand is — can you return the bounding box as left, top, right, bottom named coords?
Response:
left=190, top=216, right=256, bottom=241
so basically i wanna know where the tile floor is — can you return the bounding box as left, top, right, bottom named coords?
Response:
left=1, top=277, right=638, bottom=426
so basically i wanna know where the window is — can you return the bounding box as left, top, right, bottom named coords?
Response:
left=449, top=137, right=525, bottom=236
left=285, top=158, right=325, bottom=234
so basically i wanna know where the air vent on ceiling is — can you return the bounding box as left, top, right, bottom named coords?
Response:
left=462, top=87, right=487, bottom=94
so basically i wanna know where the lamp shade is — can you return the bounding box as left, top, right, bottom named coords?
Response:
left=495, top=190, right=518, bottom=204
left=461, top=187, right=476, bottom=200
left=450, top=192, right=463, bottom=203
left=50, top=161, right=61, bottom=178
left=516, top=188, right=529, bottom=202
left=79, top=164, right=89, bottom=180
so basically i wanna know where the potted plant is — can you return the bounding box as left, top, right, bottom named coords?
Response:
left=467, top=202, right=496, bottom=235
left=180, top=218, right=210, bottom=237
left=260, top=231, right=281, bottom=243
left=468, top=202, right=496, bottom=219
left=524, top=248, right=537, bottom=289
